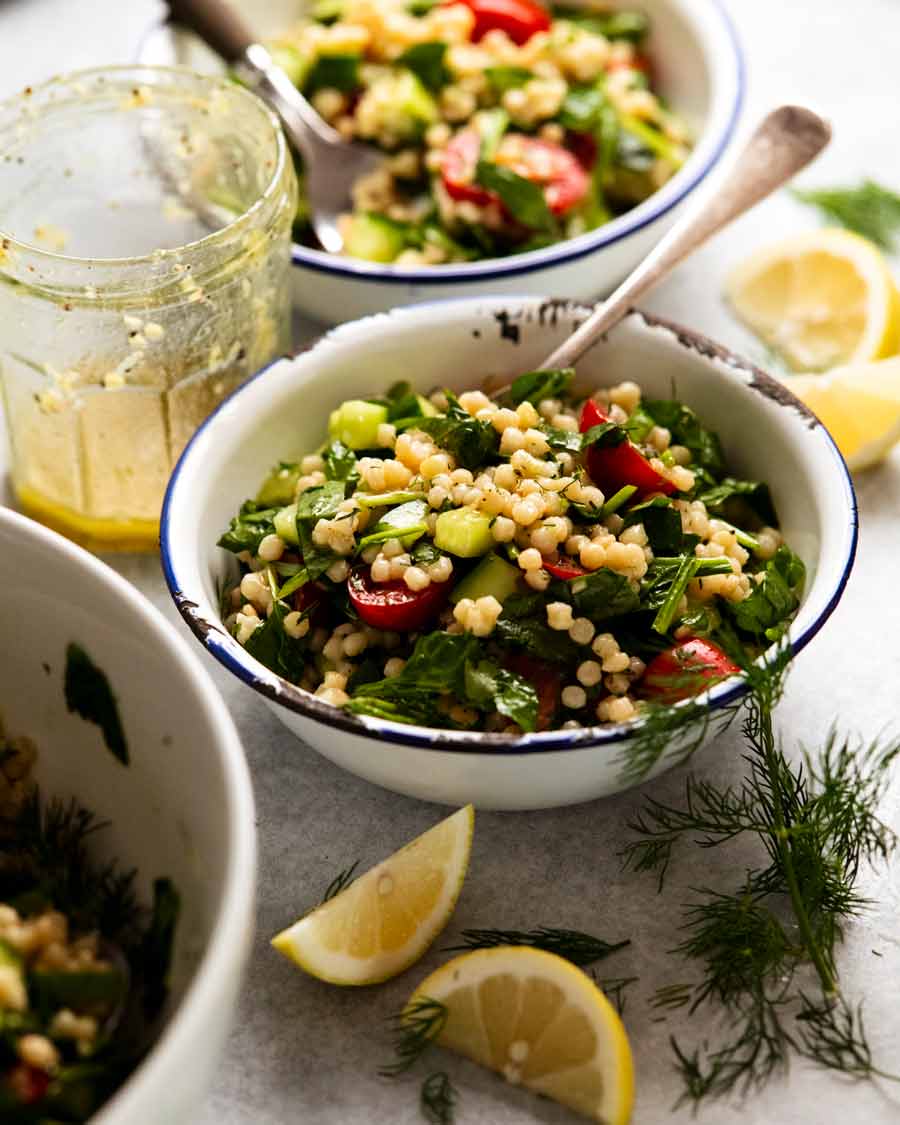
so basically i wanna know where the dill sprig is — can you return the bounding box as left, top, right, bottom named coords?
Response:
left=380, top=997, right=448, bottom=1078
left=447, top=927, right=629, bottom=966
left=624, top=646, right=900, bottom=1105
left=793, top=179, right=900, bottom=250
left=321, top=861, right=359, bottom=903
left=421, top=1071, right=457, bottom=1124
left=593, top=975, right=639, bottom=1016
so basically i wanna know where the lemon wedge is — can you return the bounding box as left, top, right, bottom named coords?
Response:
left=407, top=946, right=635, bottom=1124
left=725, top=228, right=900, bottom=371
left=272, top=805, right=474, bottom=985
left=784, top=355, right=900, bottom=470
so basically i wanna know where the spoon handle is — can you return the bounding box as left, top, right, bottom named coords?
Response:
left=167, top=0, right=254, bottom=62
left=539, top=105, right=832, bottom=371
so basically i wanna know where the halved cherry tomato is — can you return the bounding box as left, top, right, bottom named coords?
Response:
left=7, top=1063, right=50, bottom=1106
left=506, top=652, right=561, bottom=730
left=640, top=638, right=741, bottom=703
left=347, top=566, right=452, bottom=631
left=441, top=131, right=590, bottom=218
left=446, top=0, right=551, bottom=44
left=543, top=558, right=588, bottom=581
left=580, top=399, right=675, bottom=499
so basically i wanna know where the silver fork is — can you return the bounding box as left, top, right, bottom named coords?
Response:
left=167, top=0, right=382, bottom=253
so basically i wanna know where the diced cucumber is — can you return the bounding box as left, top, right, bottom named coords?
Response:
left=450, top=552, right=521, bottom=604
left=359, top=71, right=437, bottom=143
left=359, top=499, right=429, bottom=549
left=329, top=400, right=390, bottom=450
left=274, top=503, right=300, bottom=545
left=256, top=463, right=301, bottom=507
left=343, top=213, right=407, bottom=263
left=417, top=394, right=438, bottom=417
left=356, top=489, right=422, bottom=509
left=268, top=43, right=312, bottom=88
left=434, top=508, right=493, bottom=558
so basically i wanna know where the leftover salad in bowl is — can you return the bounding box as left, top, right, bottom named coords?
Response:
left=217, top=367, right=803, bottom=734
left=271, top=0, right=692, bottom=264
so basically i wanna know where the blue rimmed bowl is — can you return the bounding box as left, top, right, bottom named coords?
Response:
left=138, top=0, right=743, bottom=323
left=160, top=296, right=856, bottom=810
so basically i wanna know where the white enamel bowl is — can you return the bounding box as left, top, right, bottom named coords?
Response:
left=0, top=509, right=256, bottom=1124
left=161, top=296, right=857, bottom=811
left=138, top=0, right=743, bottom=323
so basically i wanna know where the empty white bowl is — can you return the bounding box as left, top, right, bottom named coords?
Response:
left=138, top=0, right=744, bottom=322
left=160, top=296, right=856, bottom=811
left=0, top=508, right=256, bottom=1124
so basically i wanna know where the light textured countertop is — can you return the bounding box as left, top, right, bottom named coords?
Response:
left=2, top=2, right=900, bottom=1122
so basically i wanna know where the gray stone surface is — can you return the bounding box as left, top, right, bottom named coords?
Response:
left=2, top=2, right=900, bottom=1122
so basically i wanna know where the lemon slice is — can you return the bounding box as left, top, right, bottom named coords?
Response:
left=272, top=805, right=474, bottom=985
left=784, top=355, right=900, bottom=470
left=725, top=228, right=900, bottom=371
left=408, top=946, right=634, bottom=1124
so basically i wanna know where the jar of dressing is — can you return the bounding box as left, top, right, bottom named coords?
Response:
left=0, top=66, right=297, bottom=551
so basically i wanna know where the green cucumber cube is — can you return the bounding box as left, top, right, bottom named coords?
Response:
left=434, top=508, right=494, bottom=558
left=329, top=400, right=389, bottom=450
left=450, top=551, right=521, bottom=604
left=273, top=503, right=300, bottom=545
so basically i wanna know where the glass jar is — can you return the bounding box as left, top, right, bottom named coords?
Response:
left=0, top=66, right=297, bottom=551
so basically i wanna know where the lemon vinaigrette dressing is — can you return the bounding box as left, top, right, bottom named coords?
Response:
left=0, top=67, right=297, bottom=551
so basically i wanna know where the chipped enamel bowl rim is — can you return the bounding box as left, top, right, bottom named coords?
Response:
left=160, top=296, right=857, bottom=765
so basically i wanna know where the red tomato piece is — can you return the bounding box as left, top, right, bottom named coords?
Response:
left=440, top=132, right=590, bottom=218
left=580, top=399, right=675, bottom=499
left=506, top=652, right=561, bottom=731
left=543, top=558, right=588, bottom=581
left=446, top=0, right=551, bottom=44
left=347, top=566, right=452, bottom=632
left=7, top=1063, right=50, bottom=1106
left=640, top=638, right=741, bottom=703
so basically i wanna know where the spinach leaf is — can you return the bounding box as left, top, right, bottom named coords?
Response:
left=244, top=601, right=309, bottom=681
left=642, top=556, right=734, bottom=634
left=464, top=660, right=538, bottom=732
left=416, top=391, right=499, bottom=469
left=218, top=500, right=277, bottom=554
left=397, top=41, right=449, bottom=92
left=695, top=476, right=777, bottom=528
left=508, top=367, right=574, bottom=405
left=475, top=161, right=553, bottom=229
left=728, top=547, right=805, bottom=639
left=412, top=539, right=444, bottom=566
left=624, top=405, right=656, bottom=443
left=581, top=421, right=628, bottom=449
left=623, top=497, right=684, bottom=555
left=643, top=399, right=725, bottom=476
left=544, top=425, right=583, bottom=454
left=64, top=644, right=129, bottom=767
left=569, top=569, right=641, bottom=619
left=557, top=85, right=607, bottom=132
left=486, top=65, right=531, bottom=95
left=358, top=499, right=429, bottom=550
left=494, top=599, right=582, bottom=665
left=323, top=439, right=359, bottom=484
left=304, top=53, right=360, bottom=94
left=295, top=481, right=346, bottom=580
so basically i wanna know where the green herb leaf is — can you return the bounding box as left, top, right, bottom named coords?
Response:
left=397, top=41, right=449, bottom=91
left=416, top=392, right=499, bottom=469
left=256, top=462, right=301, bottom=506
left=358, top=499, right=429, bottom=551
left=380, top=997, right=448, bottom=1077
left=623, top=497, right=685, bottom=555
left=556, top=8, right=649, bottom=42
left=494, top=607, right=583, bottom=665
left=476, top=107, right=509, bottom=161
left=644, top=399, right=725, bottom=476
left=448, top=926, right=629, bottom=966
left=421, top=1071, right=457, bottom=1125
left=64, top=643, right=129, bottom=766
left=580, top=421, right=628, bottom=450
left=322, top=439, right=359, bottom=484
left=569, top=569, right=641, bottom=619
left=244, top=601, right=309, bottom=680
left=304, top=53, right=360, bottom=94
left=475, top=160, right=553, bottom=229
left=508, top=367, right=574, bottom=405
left=557, top=85, right=607, bottom=132
left=464, top=660, right=539, bottom=732
left=217, top=500, right=278, bottom=554
left=321, top=861, right=359, bottom=903
left=695, top=476, right=777, bottom=528
left=793, top=180, right=900, bottom=250
left=728, top=546, right=804, bottom=638
left=543, top=425, right=584, bottom=453
left=140, top=877, right=180, bottom=1018
left=485, top=65, right=531, bottom=94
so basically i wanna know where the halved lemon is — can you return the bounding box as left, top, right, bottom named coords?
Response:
left=407, top=946, right=634, bottom=1124
left=725, top=228, right=900, bottom=372
left=271, top=805, right=474, bottom=985
left=785, top=355, right=900, bottom=470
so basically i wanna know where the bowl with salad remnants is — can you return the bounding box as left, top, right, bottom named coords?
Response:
left=138, top=0, right=743, bottom=321
left=161, top=295, right=857, bottom=810
left=0, top=508, right=256, bottom=1124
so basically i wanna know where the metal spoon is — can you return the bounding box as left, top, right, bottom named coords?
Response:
left=167, top=0, right=382, bottom=253
left=538, top=105, right=832, bottom=370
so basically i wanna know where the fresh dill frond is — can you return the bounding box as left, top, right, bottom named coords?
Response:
left=625, top=642, right=900, bottom=1105
left=793, top=179, right=900, bottom=250
left=379, top=997, right=448, bottom=1078
left=421, top=1071, right=457, bottom=1124
left=594, top=975, right=639, bottom=1016
left=447, top=927, right=629, bottom=966
left=321, top=861, right=360, bottom=903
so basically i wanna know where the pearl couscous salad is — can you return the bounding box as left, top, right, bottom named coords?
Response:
left=217, top=368, right=803, bottom=733
left=270, top=0, right=691, bottom=263
left=0, top=723, right=178, bottom=1121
